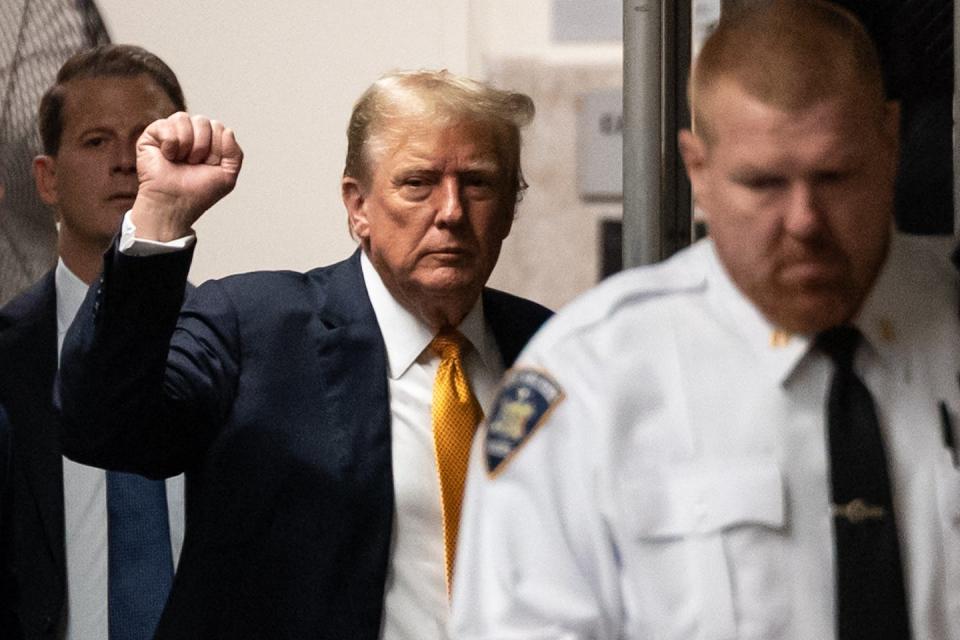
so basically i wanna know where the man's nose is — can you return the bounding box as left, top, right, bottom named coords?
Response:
left=435, top=177, right=466, bottom=226
left=112, top=141, right=137, bottom=175
left=783, top=183, right=825, bottom=238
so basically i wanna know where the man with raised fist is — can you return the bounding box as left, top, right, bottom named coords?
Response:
left=59, top=70, right=550, bottom=639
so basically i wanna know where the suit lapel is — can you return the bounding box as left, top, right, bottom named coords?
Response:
left=306, top=251, right=394, bottom=617
left=483, top=289, right=526, bottom=368
left=309, top=250, right=392, bottom=475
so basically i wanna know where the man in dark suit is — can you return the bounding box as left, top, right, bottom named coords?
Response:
left=0, top=45, right=188, bottom=640
left=58, top=70, right=550, bottom=639
left=0, top=404, right=19, bottom=639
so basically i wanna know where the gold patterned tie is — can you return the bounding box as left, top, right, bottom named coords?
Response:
left=430, top=328, right=483, bottom=594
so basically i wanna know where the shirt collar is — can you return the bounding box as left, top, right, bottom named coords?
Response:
left=360, top=251, right=491, bottom=379
left=55, top=258, right=90, bottom=339
left=850, top=232, right=908, bottom=372
left=704, top=231, right=907, bottom=386
left=703, top=241, right=812, bottom=386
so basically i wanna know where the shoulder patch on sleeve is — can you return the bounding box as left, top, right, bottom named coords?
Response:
left=485, top=368, right=564, bottom=477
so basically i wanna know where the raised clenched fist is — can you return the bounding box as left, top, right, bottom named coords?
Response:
left=131, top=112, right=243, bottom=241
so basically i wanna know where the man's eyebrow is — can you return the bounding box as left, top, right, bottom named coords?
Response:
left=76, top=126, right=114, bottom=137
left=393, top=166, right=441, bottom=177
left=460, top=159, right=502, bottom=173
left=730, top=167, right=783, bottom=181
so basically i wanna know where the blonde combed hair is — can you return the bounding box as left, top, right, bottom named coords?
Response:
left=343, top=70, right=534, bottom=200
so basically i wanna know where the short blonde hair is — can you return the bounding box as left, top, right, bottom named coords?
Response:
left=691, top=0, right=885, bottom=143
left=343, top=70, right=535, bottom=200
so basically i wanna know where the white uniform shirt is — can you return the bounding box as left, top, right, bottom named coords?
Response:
left=451, top=234, right=960, bottom=640
left=56, top=259, right=185, bottom=640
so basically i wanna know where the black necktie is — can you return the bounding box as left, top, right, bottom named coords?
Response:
left=818, top=326, right=911, bottom=640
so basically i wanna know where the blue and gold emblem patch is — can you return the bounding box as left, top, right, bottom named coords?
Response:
left=486, top=368, right=564, bottom=476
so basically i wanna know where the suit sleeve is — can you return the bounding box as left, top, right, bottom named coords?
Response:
left=59, top=240, right=240, bottom=478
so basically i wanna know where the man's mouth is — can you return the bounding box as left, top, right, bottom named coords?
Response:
left=779, top=258, right=842, bottom=286
left=107, top=193, right=137, bottom=206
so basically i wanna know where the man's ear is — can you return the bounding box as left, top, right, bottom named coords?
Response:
left=341, top=176, right=370, bottom=242
left=33, top=155, right=58, bottom=208
left=678, top=129, right=706, bottom=178
left=678, top=129, right=708, bottom=200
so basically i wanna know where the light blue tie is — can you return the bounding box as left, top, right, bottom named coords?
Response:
left=107, top=471, right=174, bottom=640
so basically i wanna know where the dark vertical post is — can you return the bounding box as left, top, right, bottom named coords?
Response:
left=623, top=0, right=692, bottom=268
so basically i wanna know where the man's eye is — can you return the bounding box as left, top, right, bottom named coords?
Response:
left=83, top=137, right=105, bottom=148
left=463, top=174, right=500, bottom=194
left=817, top=171, right=849, bottom=185
left=741, top=176, right=785, bottom=191
left=399, top=179, right=432, bottom=199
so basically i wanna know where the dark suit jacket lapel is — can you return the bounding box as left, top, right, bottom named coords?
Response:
left=483, top=288, right=547, bottom=368
left=308, top=250, right=394, bottom=623
left=0, top=271, right=67, bottom=578
left=310, top=251, right=391, bottom=470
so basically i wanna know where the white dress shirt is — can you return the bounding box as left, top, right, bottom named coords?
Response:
left=56, top=259, right=185, bottom=640
left=360, top=253, right=504, bottom=640
left=452, top=234, right=960, bottom=640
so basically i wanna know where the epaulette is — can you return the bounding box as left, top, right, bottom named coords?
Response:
left=531, top=241, right=710, bottom=349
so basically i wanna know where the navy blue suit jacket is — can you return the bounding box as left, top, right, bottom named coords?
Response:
left=0, top=403, right=20, bottom=639
left=0, top=273, right=64, bottom=639
left=60, top=245, right=551, bottom=639
left=0, top=271, right=191, bottom=639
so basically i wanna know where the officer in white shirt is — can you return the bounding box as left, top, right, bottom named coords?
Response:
left=450, top=1, right=960, bottom=639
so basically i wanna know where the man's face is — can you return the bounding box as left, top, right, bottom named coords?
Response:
left=34, top=74, right=177, bottom=249
left=344, top=118, right=515, bottom=323
left=680, top=81, right=899, bottom=334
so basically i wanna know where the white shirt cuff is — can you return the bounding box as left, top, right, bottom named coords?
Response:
left=118, top=210, right=196, bottom=256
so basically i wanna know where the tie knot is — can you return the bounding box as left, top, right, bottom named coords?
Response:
left=817, top=325, right=862, bottom=369
left=431, top=328, right=470, bottom=361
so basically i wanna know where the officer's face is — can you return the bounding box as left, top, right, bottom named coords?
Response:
left=680, top=80, right=899, bottom=334
left=344, top=118, right=515, bottom=324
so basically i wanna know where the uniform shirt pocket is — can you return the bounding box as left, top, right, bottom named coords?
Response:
left=618, top=459, right=785, bottom=640
left=628, top=460, right=784, bottom=537
left=935, top=456, right=960, bottom=630
left=936, top=455, right=960, bottom=530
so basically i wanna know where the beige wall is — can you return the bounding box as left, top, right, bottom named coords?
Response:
left=486, top=52, right=620, bottom=310
left=97, top=1, right=619, bottom=310
left=97, top=1, right=473, bottom=282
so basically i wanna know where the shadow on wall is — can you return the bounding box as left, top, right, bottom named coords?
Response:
left=0, top=0, right=110, bottom=306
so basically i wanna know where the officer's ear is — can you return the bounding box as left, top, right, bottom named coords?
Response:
left=678, top=129, right=707, bottom=199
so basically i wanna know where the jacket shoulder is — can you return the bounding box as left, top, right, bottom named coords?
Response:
left=529, top=241, right=710, bottom=353
left=0, top=272, right=55, bottom=331
left=484, top=289, right=552, bottom=324
left=194, top=254, right=359, bottom=308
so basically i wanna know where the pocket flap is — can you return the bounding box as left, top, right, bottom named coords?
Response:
left=936, top=458, right=960, bottom=529
left=625, top=459, right=785, bottom=539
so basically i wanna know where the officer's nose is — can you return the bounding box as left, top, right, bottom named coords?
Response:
left=783, top=182, right=825, bottom=239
